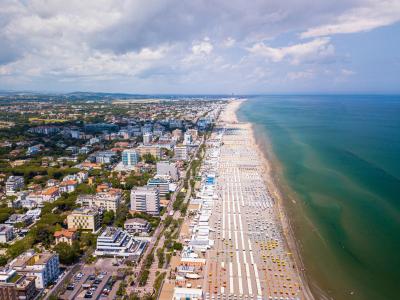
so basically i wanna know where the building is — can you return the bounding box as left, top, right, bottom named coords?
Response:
left=40, top=186, right=60, bottom=202
left=5, top=176, right=24, bottom=196
left=0, top=268, right=36, bottom=300
left=10, top=250, right=59, bottom=289
left=59, top=180, right=77, bottom=193
left=183, top=132, right=192, bottom=145
left=94, top=227, right=147, bottom=259
left=147, top=178, right=170, bottom=197
left=143, top=132, right=152, bottom=145
left=174, top=145, right=188, bottom=161
left=172, top=129, right=183, bottom=141
left=26, top=145, right=41, bottom=156
left=124, top=218, right=151, bottom=234
left=0, top=225, right=14, bottom=243
left=76, top=189, right=122, bottom=212
left=122, top=149, right=139, bottom=167
left=24, top=209, right=41, bottom=221
left=156, top=161, right=179, bottom=181
left=67, top=208, right=102, bottom=233
left=130, top=186, right=160, bottom=215
left=94, top=151, right=117, bottom=164
left=187, top=129, right=198, bottom=140
left=136, top=144, right=161, bottom=159
left=5, top=215, right=33, bottom=227
left=53, top=228, right=77, bottom=246
left=173, top=287, right=203, bottom=300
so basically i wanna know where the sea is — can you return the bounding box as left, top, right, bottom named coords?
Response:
left=237, top=95, right=400, bottom=300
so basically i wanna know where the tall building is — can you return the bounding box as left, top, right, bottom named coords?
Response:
left=143, top=132, right=152, bottom=145
left=147, top=178, right=170, bottom=197
left=174, top=145, right=188, bottom=161
left=67, top=208, right=102, bottom=233
left=9, top=250, right=59, bottom=289
left=5, top=176, right=24, bottom=196
left=0, top=268, right=36, bottom=300
left=187, top=128, right=198, bottom=140
left=183, top=132, right=192, bottom=145
left=122, top=149, right=139, bottom=166
left=130, top=186, right=160, bottom=215
left=156, top=161, right=179, bottom=181
left=172, top=129, right=183, bottom=141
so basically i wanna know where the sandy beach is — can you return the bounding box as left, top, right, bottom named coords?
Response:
left=221, top=99, right=316, bottom=300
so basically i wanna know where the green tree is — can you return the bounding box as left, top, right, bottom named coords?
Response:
left=0, top=255, right=7, bottom=266
left=102, top=210, right=115, bottom=226
left=54, top=242, right=79, bottom=265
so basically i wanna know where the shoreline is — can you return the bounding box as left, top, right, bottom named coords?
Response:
left=228, top=99, right=317, bottom=300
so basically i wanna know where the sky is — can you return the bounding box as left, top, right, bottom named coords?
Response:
left=0, top=0, right=399, bottom=94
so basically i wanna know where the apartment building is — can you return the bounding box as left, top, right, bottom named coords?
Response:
left=174, top=145, right=188, bottom=161
left=136, top=144, right=161, bottom=159
left=124, top=218, right=151, bottom=234
left=0, top=225, right=14, bottom=243
left=76, top=189, right=122, bottom=212
left=67, top=208, right=102, bottom=233
left=130, top=186, right=160, bottom=215
left=0, top=268, right=36, bottom=300
left=9, top=250, right=59, bottom=289
left=5, top=176, right=24, bottom=196
left=147, top=178, right=170, bottom=197
left=122, top=149, right=139, bottom=167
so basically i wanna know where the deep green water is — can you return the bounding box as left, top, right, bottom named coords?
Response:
left=238, top=95, right=400, bottom=300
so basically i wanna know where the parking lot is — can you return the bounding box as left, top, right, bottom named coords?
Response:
left=59, top=258, right=122, bottom=300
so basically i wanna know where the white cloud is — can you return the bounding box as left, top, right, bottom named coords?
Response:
left=287, top=70, right=314, bottom=80
left=0, top=0, right=398, bottom=93
left=191, top=39, right=214, bottom=55
left=301, top=0, right=400, bottom=38
left=341, top=68, right=355, bottom=76
left=247, top=38, right=335, bottom=65
left=222, top=37, right=236, bottom=48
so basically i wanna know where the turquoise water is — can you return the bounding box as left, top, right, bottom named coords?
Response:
left=238, top=95, right=400, bottom=300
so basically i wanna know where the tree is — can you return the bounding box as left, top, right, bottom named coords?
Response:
left=102, top=210, right=115, bottom=226
left=142, top=153, right=156, bottom=164
left=0, top=255, right=7, bottom=266
left=54, top=242, right=79, bottom=265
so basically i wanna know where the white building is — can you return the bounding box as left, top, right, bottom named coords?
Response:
left=0, top=225, right=14, bottom=243
left=10, top=250, right=59, bottom=289
left=130, top=186, right=160, bottom=215
left=173, top=287, right=203, bottom=300
left=124, top=218, right=151, bottom=234
left=183, top=132, right=192, bottom=145
left=76, top=189, right=122, bottom=212
left=122, top=149, right=139, bottom=167
left=143, top=132, right=152, bottom=145
left=5, top=176, right=24, bottom=196
left=156, top=161, right=179, bottom=181
left=147, top=178, right=170, bottom=197
left=174, top=145, right=188, bottom=161
left=94, top=227, right=147, bottom=259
